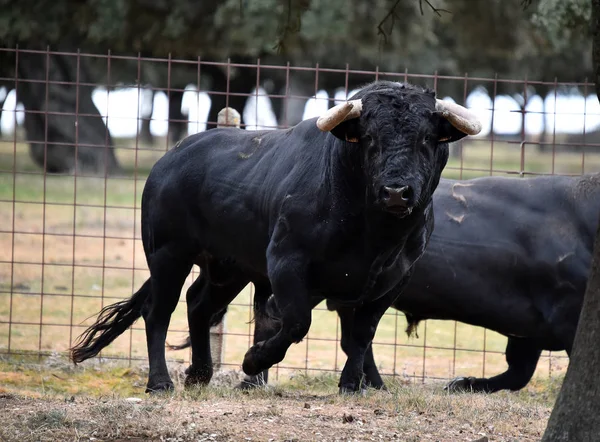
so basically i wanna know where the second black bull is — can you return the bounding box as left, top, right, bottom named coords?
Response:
left=177, top=173, right=600, bottom=393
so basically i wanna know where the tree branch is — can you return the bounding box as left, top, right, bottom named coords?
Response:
left=378, top=0, right=450, bottom=46
left=521, top=0, right=534, bottom=10
left=273, top=0, right=309, bottom=54
left=418, top=0, right=451, bottom=17
left=377, top=0, right=401, bottom=44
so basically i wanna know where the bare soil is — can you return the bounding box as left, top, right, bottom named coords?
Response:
left=0, top=359, right=556, bottom=442
left=0, top=385, right=551, bottom=442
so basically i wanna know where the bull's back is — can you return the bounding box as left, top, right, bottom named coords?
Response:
left=395, top=174, right=599, bottom=340
left=143, top=120, right=332, bottom=271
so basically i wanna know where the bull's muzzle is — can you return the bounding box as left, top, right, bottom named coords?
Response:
left=382, top=185, right=414, bottom=212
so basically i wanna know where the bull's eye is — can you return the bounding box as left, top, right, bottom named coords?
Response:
left=422, top=135, right=430, bottom=145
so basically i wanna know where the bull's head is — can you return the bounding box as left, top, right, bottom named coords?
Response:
left=316, top=81, right=481, bottom=217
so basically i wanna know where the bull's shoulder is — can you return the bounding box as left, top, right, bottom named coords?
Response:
left=150, top=121, right=333, bottom=187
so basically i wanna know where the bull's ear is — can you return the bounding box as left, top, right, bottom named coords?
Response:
left=437, top=117, right=469, bottom=144
left=329, top=118, right=361, bottom=144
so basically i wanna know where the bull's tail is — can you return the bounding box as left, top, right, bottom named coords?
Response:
left=167, top=306, right=229, bottom=351
left=404, top=313, right=422, bottom=339
left=167, top=336, right=192, bottom=351
left=70, top=279, right=151, bottom=363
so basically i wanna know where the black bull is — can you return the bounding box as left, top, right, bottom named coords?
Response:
left=69, top=81, right=481, bottom=394
left=178, top=173, right=600, bottom=393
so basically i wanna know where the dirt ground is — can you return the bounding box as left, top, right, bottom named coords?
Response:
left=0, top=387, right=552, bottom=442
left=0, top=358, right=557, bottom=442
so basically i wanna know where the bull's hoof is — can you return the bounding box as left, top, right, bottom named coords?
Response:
left=366, top=381, right=388, bottom=391
left=242, top=341, right=266, bottom=376
left=184, top=375, right=209, bottom=389
left=184, top=365, right=212, bottom=388
left=338, top=384, right=368, bottom=396
left=444, top=376, right=476, bottom=393
left=235, top=379, right=263, bottom=390
left=145, top=380, right=175, bottom=394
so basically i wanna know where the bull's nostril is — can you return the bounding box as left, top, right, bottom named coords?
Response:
left=382, top=186, right=414, bottom=208
left=381, top=188, right=391, bottom=201
left=399, top=186, right=413, bottom=203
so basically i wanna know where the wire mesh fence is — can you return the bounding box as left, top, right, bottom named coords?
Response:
left=1, top=47, right=598, bottom=385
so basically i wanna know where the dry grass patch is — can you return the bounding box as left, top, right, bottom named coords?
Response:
left=0, top=361, right=556, bottom=442
left=0, top=381, right=553, bottom=442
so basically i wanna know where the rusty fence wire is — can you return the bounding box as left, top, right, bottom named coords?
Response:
left=0, top=47, right=598, bottom=385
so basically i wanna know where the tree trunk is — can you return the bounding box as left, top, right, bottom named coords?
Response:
left=541, top=218, right=600, bottom=441
left=264, top=76, right=287, bottom=127
left=0, top=95, right=4, bottom=138
left=140, top=87, right=155, bottom=146
left=17, top=51, right=121, bottom=175
left=0, top=81, right=9, bottom=138
left=168, top=89, right=188, bottom=144
left=542, top=3, right=600, bottom=438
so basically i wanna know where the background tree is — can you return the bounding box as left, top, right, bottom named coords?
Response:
left=541, top=219, right=600, bottom=438
left=16, top=49, right=122, bottom=175
left=541, top=0, right=600, bottom=438
left=0, top=0, right=593, bottom=174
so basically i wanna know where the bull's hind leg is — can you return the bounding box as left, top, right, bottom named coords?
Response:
left=185, top=267, right=249, bottom=387
left=143, top=244, right=195, bottom=393
left=445, top=338, right=542, bottom=393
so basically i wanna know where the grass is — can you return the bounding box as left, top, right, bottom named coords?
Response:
left=0, top=364, right=558, bottom=441
left=1, top=135, right=597, bottom=390
left=0, top=353, right=563, bottom=406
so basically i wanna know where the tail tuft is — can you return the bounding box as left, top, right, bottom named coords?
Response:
left=70, top=280, right=151, bottom=364
left=166, top=306, right=228, bottom=352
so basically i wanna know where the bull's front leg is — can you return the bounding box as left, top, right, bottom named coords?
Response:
left=242, top=235, right=312, bottom=376
left=338, top=291, right=396, bottom=394
left=336, top=305, right=386, bottom=390
left=238, top=280, right=280, bottom=389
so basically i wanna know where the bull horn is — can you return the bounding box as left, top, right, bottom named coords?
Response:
left=316, top=99, right=363, bottom=132
left=435, top=99, right=482, bottom=136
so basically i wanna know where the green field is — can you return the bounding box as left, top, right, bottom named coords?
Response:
left=1, top=135, right=597, bottom=386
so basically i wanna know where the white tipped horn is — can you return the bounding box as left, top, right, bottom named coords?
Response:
left=316, top=99, right=363, bottom=132
left=435, top=99, right=482, bottom=136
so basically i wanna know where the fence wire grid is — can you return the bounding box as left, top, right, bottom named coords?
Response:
left=1, top=47, right=598, bottom=385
